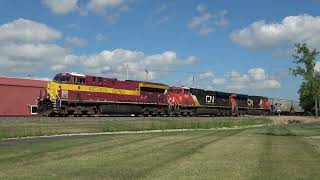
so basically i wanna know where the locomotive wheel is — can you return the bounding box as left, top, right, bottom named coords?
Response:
left=182, top=110, right=188, bottom=117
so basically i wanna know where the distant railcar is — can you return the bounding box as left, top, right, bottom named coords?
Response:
left=270, top=98, right=304, bottom=115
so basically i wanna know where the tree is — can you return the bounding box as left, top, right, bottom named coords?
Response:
left=290, top=43, right=320, bottom=117
left=299, top=81, right=316, bottom=115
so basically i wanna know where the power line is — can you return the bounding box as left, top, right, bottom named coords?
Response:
left=125, top=67, right=292, bottom=76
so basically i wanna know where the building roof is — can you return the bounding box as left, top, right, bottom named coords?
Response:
left=0, top=76, right=48, bottom=88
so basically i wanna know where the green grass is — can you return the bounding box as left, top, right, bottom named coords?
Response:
left=0, top=123, right=319, bottom=179
left=0, top=117, right=272, bottom=139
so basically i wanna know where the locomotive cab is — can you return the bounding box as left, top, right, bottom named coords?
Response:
left=165, top=86, right=195, bottom=106
left=53, top=73, right=86, bottom=84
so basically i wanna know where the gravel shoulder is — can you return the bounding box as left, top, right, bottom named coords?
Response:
left=268, top=116, right=320, bottom=124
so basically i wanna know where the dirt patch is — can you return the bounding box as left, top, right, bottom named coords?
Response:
left=268, top=116, right=320, bottom=124
left=305, top=136, right=320, bottom=139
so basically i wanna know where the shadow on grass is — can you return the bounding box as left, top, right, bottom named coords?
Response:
left=255, top=132, right=298, bottom=137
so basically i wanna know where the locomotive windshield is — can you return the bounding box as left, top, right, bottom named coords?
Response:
left=54, top=75, right=70, bottom=83
left=184, top=88, right=190, bottom=94
left=167, top=88, right=182, bottom=93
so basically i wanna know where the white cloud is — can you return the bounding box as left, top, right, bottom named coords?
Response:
left=262, top=80, right=281, bottom=89
left=0, top=18, right=61, bottom=43
left=212, top=78, right=226, bottom=85
left=97, top=0, right=131, bottom=25
left=95, top=33, right=110, bottom=41
left=230, top=14, right=320, bottom=49
left=248, top=68, right=266, bottom=80
left=43, top=0, right=130, bottom=24
left=0, top=19, right=71, bottom=74
left=0, top=19, right=197, bottom=82
left=42, top=0, right=79, bottom=15
left=87, top=0, right=124, bottom=12
left=78, top=49, right=197, bottom=80
left=65, top=37, right=86, bottom=47
left=224, top=68, right=280, bottom=90
left=187, top=68, right=280, bottom=91
left=188, top=4, right=228, bottom=36
left=199, top=71, right=214, bottom=79
left=0, top=43, right=69, bottom=73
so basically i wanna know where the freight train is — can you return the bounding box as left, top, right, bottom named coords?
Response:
left=37, top=72, right=301, bottom=116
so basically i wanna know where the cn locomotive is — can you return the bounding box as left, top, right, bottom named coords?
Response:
left=38, top=72, right=272, bottom=116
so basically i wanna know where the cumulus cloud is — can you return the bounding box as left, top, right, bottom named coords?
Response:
left=188, top=4, right=228, bottom=36
left=186, top=68, right=280, bottom=91
left=65, top=37, right=86, bottom=47
left=87, top=0, right=124, bottom=12
left=199, top=71, right=214, bottom=79
left=230, top=14, right=320, bottom=49
left=0, top=18, right=61, bottom=43
left=185, top=70, right=219, bottom=90
left=212, top=78, right=226, bottom=85
left=42, top=0, right=79, bottom=15
left=0, top=18, right=197, bottom=81
left=224, top=68, right=280, bottom=90
left=248, top=68, right=266, bottom=80
left=78, top=49, right=197, bottom=80
left=0, top=19, right=70, bottom=73
left=43, top=0, right=130, bottom=24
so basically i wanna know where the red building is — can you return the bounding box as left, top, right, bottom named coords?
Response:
left=0, top=77, right=47, bottom=116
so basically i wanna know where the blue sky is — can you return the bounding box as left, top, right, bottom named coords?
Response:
left=0, top=0, right=320, bottom=100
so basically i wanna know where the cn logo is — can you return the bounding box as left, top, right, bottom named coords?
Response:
left=247, top=99, right=253, bottom=106
left=168, top=97, right=177, bottom=105
left=206, top=95, right=215, bottom=104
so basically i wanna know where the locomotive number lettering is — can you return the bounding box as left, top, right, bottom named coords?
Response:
left=206, top=95, right=215, bottom=104
left=259, top=100, right=263, bottom=106
left=247, top=99, right=253, bottom=106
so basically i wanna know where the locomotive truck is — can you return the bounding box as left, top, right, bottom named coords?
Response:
left=38, top=72, right=273, bottom=116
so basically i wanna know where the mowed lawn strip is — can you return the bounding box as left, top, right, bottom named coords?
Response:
left=0, top=117, right=272, bottom=139
left=0, top=123, right=319, bottom=179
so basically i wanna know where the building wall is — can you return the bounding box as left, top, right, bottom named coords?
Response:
left=0, top=77, right=47, bottom=116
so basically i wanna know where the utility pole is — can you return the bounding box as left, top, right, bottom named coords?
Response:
left=126, top=64, right=129, bottom=80
left=192, top=74, right=195, bottom=87
left=145, top=69, right=149, bottom=81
